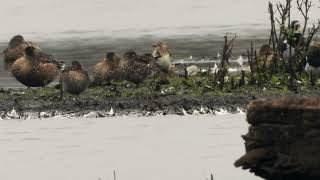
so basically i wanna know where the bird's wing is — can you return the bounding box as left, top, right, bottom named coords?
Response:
left=36, top=51, right=63, bottom=69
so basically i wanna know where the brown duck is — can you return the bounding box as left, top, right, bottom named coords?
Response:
left=11, top=46, right=62, bottom=87
left=62, top=61, right=90, bottom=95
left=152, top=42, right=173, bottom=83
left=257, top=44, right=275, bottom=69
left=3, top=35, right=39, bottom=70
left=152, top=42, right=172, bottom=73
left=118, top=51, right=153, bottom=85
left=92, top=52, right=121, bottom=84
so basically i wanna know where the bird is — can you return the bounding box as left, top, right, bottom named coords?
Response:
left=288, top=20, right=304, bottom=48
left=92, top=52, right=122, bottom=85
left=152, top=42, right=173, bottom=83
left=10, top=46, right=62, bottom=88
left=211, top=62, right=218, bottom=74
left=186, top=65, right=200, bottom=76
left=62, top=61, right=90, bottom=95
left=118, top=51, right=153, bottom=85
left=152, top=42, right=172, bottom=73
left=305, top=40, right=320, bottom=76
left=257, top=44, right=275, bottom=69
left=281, top=20, right=304, bottom=59
left=236, top=55, right=245, bottom=68
left=2, top=35, right=39, bottom=70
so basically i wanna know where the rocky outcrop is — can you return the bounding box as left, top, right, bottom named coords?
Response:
left=235, top=97, right=320, bottom=180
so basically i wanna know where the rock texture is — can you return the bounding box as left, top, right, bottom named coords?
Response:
left=235, top=97, right=320, bottom=180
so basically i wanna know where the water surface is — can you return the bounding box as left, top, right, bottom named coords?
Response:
left=0, top=114, right=261, bottom=180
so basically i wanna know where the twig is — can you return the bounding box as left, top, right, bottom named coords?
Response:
left=59, top=72, right=63, bottom=100
left=297, top=0, right=312, bottom=37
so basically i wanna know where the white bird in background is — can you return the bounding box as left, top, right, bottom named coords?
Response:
left=237, top=55, right=244, bottom=69
left=282, top=39, right=296, bottom=60
left=186, top=65, right=200, bottom=76
left=216, top=53, right=221, bottom=59
left=211, top=62, right=218, bottom=73
left=108, top=107, right=115, bottom=116
left=305, top=40, right=320, bottom=76
left=189, top=55, right=193, bottom=60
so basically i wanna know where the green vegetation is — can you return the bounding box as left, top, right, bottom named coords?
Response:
left=1, top=70, right=320, bottom=103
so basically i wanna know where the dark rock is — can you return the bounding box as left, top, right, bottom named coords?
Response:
left=236, top=97, right=320, bottom=180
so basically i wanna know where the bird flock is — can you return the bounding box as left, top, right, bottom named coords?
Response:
left=2, top=28, right=320, bottom=96
left=2, top=35, right=173, bottom=96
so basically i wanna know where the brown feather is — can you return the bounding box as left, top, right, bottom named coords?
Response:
left=62, top=69, right=90, bottom=95
left=92, top=54, right=121, bottom=84
left=11, top=50, right=59, bottom=87
left=3, top=40, right=39, bottom=70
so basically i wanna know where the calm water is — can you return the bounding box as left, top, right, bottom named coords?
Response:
left=0, top=114, right=261, bottom=180
left=0, top=0, right=319, bottom=87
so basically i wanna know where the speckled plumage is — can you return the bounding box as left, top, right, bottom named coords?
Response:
left=92, top=52, right=121, bottom=84
left=118, top=51, right=153, bottom=84
left=62, top=61, right=90, bottom=95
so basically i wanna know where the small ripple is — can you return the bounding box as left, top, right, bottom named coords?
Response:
left=56, top=145, right=81, bottom=149
left=21, top=137, right=41, bottom=141
left=201, top=154, right=222, bottom=159
left=8, top=150, right=24, bottom=153
left=104, top=136, right=137, bottom=141
left=4, top=131, right=32, bottom=135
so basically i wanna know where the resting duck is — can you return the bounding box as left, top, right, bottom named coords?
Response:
left=152, top=42, right=172, bottom=73
left=257, top=44, right=275, bottom=69
left=11, top=46, right=62, bottom=87
left=92, top=52, right=121, bottom=84
left=305, top=40, right=320, bottom=75
left=2, top=35, right=39, bottom=70
left=118, top=51, right=153, bottom=85
left=62, top=61, right=90, bottom=95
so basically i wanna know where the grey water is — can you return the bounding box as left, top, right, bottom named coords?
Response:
left=0, top=114, right=262, bottom=180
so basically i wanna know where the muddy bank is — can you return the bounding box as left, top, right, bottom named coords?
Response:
left=0, top=89, right=250, bottom=118
left=1, top=87, right=320, bottom=119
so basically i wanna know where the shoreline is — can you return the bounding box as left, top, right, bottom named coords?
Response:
left=1, top=86, right=320, bottom=119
